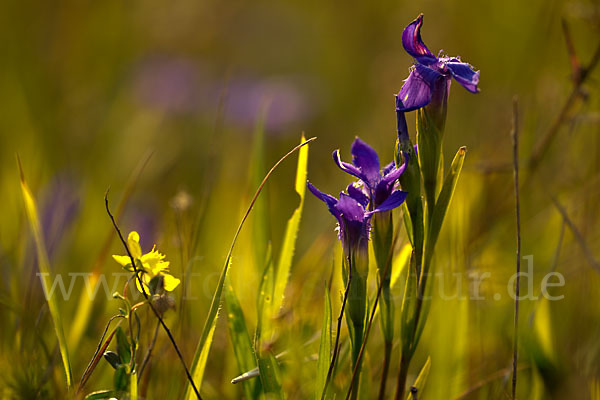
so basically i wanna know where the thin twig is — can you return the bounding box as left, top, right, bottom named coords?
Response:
left=528, top=38, right=600, bottom=172
left=321, top=256, right=352, bottom=400
left=138, top=319, right=161, bottom=381
left=346, top=227, right=401, bottom=400
left=105, top=193, right=203, bottom=400
left=510, top=97, right=521, bottom=400
left=550, top=197, right=600, bottom=273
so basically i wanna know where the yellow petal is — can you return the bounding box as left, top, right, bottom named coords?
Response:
left=112, top=255, right=132, bottom=268
left=150, top=260, right=170, bottom=275
left=162, top=274, right=181, bottom=292
left=134, top=273, right=151, bottom=294
left=141, top=247, right=167, bottom=273
left=128, top=231, right=142, bottom=259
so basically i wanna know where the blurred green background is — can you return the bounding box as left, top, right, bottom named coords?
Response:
left=1, top=0, right=599, bottom=398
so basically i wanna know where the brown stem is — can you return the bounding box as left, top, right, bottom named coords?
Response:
left=510, top=98, right=521, bottom=400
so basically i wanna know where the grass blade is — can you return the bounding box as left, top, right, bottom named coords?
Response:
left=255, top=244, right=283, bottom=397
left=185, top=137, right=316, bottom=399
left=272, top=133, right=309, bottom=316
left=405, top=356, right=431, bottom=400
left=316, top=286, right=332, bottom=399
left=17, top=157, right=73, bottom=388
left=225, top=273, right=259, bottom=399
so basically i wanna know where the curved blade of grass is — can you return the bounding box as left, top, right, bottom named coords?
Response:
left=405, top=356, right=431, bottom=400
left=272, top=133, right=309, bottom=316
left=316, top=286, right=332, bottom=399
left=224, top=273, right=259, bottom=399
left=17, top=156, right=73, bottom=388
left=185, top=137, right=316, bottom=399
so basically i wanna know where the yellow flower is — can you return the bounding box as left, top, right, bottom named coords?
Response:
left=112, top=231, right=181, bottom=294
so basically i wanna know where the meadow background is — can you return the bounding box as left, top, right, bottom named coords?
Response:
left=1, top=0, right=599, bottom=398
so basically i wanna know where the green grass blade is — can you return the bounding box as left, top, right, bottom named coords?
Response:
left=18, top=158, right=73, bottom=388
left=316, top=286, right=332, bottom=399
left=255, top=244, right=283, bottom=396
left=185, top=137, right=316, bottom=399
left=272, top=133, right=309, bottom=316
left=224, top=273, right=259, bottom=399
left=257, top=352, right=283, bottom=397
left=405, top=356, right=431, bottom=400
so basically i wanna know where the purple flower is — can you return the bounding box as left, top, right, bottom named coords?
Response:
left=397, top=14, right=480, bottom=112
left=332, top=137, right=407, bottom=210
left=307, top=181, right=406, bottom=252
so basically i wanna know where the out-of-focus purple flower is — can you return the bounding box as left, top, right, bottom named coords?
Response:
left=225, top=77, right=313, bottom=133
left=134, top=57, right=202, bottom=114
left=397, top=14, right=480, bottom=112
left=307, top=181, right=406, bottom=252
left=332, top=137, right=407, bottom=210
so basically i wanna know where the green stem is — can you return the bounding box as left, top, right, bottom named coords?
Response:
left=395, top=351, right=411, bottom=400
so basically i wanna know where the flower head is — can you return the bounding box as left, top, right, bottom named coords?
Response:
left=397, top=14, right=480, bottom=112
left=332, top=137, right=408, bottom=209
left=307, top=181, right=406, bottom=252
left=113, top=231, right=180, bottom=294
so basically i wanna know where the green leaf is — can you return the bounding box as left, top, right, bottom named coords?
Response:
left=17, top=158, right=73, bottom=388
left=115, top=326, right=131, bottom=365
left=271, top=133, right=309, bottom=317
left=423, top=146, right=467, bottom=276
left=84, top=390, right=116, bottom=400
left=224, top=273, right=259, bottom=399
left=257, top=351, right=283, bottom=398
left=257, top=244, right=275, bottom=341
left=405, top=356, right=431, bottom=400
left=316, top=286, right=332, bottom=399
left=114, top=365, right=128, bottom=392
left=185, top=137, right=315, bottom=399
left=255, top=245, right=283, bottom=397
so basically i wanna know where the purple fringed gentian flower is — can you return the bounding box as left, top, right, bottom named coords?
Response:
left=397, top=14, right=480, bottom=113
left=332, top=137, right=408, bottom=211
left=307, top=182, right=405, bottom=253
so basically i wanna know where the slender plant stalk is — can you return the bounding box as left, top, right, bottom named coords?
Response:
left=321, top=256, right=352, bottom=400
left=378, top=341, right=392, bottom=400
left=138, top=319, right=161, bottom=381
left=395, top=351, right=410, bottom=400
left=510, top=98, right=521, bottom=400
left=346, top=228, right=401, bottom=400
left=105, top=194, right=203, bottom=400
